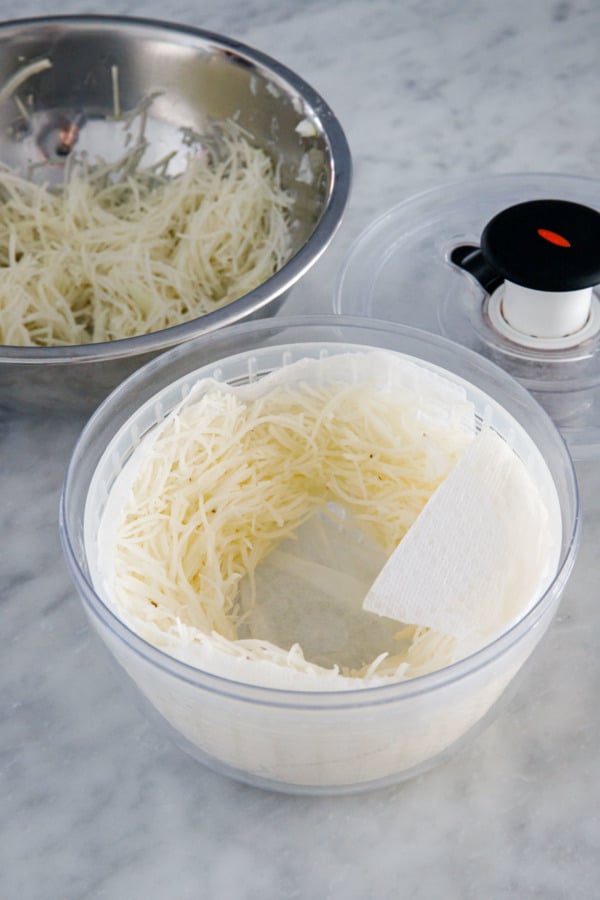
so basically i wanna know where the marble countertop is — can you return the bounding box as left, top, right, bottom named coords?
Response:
left=2, top=1, right=600, bottom=897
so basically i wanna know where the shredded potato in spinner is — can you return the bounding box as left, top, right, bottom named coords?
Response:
left=105, top=367, right=477, bottom=687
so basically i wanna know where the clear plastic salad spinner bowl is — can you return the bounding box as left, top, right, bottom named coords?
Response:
left=60, top=317, right=580, bottom=794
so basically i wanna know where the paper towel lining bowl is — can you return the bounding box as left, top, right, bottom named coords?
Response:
left=60, top=316, right=579, bottom=794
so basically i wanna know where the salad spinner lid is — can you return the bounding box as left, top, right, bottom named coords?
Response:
left=335, top=172, right=600, bottom=460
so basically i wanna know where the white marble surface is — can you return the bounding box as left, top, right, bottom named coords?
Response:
left=1, top=1, right=600, bottom=898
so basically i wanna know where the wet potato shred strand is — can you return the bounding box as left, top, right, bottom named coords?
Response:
left=0, top=131, right=293, bottom=346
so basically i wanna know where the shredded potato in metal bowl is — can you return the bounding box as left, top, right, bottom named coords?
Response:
left=0, top=68, right=294, bottom=347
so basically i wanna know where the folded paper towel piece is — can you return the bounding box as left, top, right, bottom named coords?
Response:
left=362, top=426, right=553, bottom=641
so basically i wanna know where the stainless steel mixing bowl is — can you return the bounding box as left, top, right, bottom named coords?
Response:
left=0, top=15, right=351, bottom=412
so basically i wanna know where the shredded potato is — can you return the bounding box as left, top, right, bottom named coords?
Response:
left=0, top=126, right=293, bottom=346
left=105, top=372, right=475, bottom=686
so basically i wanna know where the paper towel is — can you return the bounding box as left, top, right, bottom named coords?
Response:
left=362, top=426, right=553, bottom=640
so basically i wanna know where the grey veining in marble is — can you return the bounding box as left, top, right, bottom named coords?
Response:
left=1, top=1, right=600, bottom=898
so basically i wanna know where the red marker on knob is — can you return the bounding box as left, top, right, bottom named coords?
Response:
left=537, top=228, right=571, bottom=248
